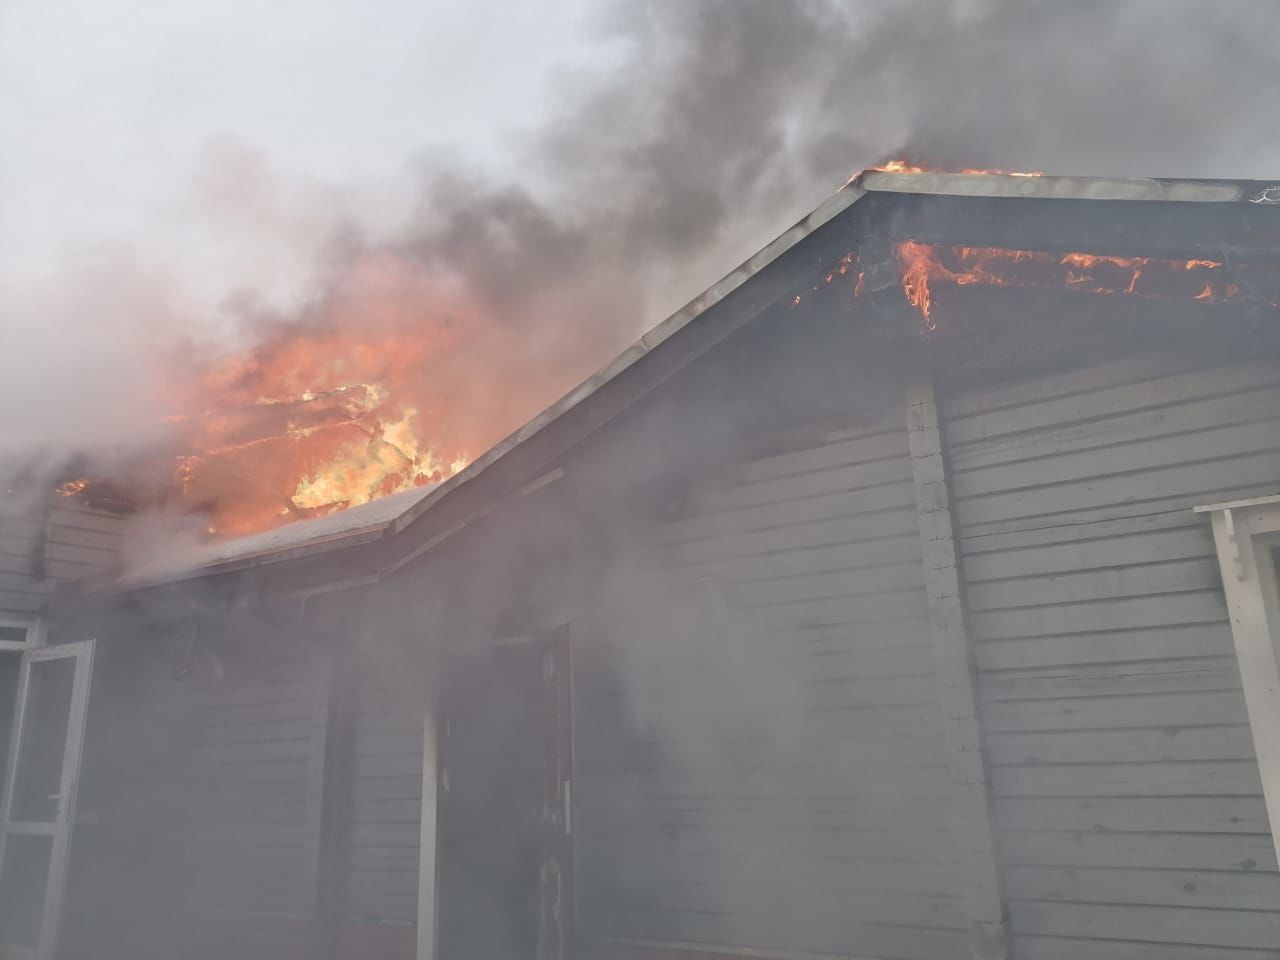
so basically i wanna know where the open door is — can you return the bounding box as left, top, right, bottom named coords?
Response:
left=0, top=640, right=95, bottom=960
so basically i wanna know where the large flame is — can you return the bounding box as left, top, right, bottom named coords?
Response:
left=156, top=255, right=496, bottom=535
left=163, top=334, right=469, bottom=536
left=169, top=361, right=466, bottom=536
left=57, top=253, right=560, bottom=537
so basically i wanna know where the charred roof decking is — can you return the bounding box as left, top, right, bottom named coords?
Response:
left=107, top=170, right=1280, bottom=590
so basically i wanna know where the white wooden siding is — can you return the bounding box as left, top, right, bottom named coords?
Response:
left=579, top=413, right=966, bottom=959
left=0, top=504, right=124, bottom=612
left=0, top=513, right=52, bottom=611
left=944, top=350, right=1280, bottom=957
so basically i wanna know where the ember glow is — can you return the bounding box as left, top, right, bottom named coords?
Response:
left=893, top=241, right=1250, bottom=327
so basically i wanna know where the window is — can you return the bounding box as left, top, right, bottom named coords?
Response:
left=1197, top=495, right=1280, bottom=866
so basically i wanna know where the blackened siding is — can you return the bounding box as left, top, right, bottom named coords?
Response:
left=943, top=348, right=1280, bottom=958
left=576, top=409, right=967, bottom=959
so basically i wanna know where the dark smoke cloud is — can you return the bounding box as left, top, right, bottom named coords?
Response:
left=370, top=0, right=1280, bottom=365
left=9, top=0, right=1280, bottom=494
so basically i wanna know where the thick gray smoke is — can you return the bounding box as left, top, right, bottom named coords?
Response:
left=5, top=0, right=1279, bottom=488
left=311, top=0, right=1280, bottom=445
left=392, top=0, right=1280, bottom=318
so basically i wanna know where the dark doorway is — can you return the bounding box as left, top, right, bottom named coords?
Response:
left=437, top=627, right=573, bottom=960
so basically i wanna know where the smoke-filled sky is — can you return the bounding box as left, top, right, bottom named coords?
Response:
left=3, top=0, right=1279, bottom=463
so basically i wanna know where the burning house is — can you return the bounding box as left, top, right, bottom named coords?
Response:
left=4, top=167, right=1280, bottom=960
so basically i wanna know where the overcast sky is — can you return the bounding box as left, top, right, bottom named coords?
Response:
left=0, top=0, right=613, bottom=297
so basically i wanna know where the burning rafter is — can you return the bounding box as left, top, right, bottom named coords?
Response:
left=891, top=242, right=1271, bottom=328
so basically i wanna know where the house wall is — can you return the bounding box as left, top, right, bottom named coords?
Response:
left=157, top=627, right=325, bottom=960
left=570, top=295, right=1280, bottom=960
left=56, top=275, right=1280, bottom=960
left=57, top=594, right=431, bottom=960
left=172, top=615, right=430, bottom=960
left=576, top=407, right=967, bottom=958
left=940, top=337, right=1280, bottom=958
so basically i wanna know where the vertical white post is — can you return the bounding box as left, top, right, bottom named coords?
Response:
left=906, top=381, right=1009, bottom=960
left=417, top=700, right=439, bottom=960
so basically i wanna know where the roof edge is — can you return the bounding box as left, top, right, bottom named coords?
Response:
left=390, top=180, right=868, bottom=534
left=861, top=170, right=1276, bottom=204
left=108, top=519, right=391, bottom=591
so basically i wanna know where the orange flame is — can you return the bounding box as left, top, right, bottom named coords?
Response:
left=157, top=322, right=475, bottom=536
left=872, top=159, right=1044, bottom=177
left=58, top=251, right=609, bottom=537
left=56, top=478, right=89, bottom=497
left=875, top=159, right=929, bottom=174
left=891, top=241, right=1251, bottom=326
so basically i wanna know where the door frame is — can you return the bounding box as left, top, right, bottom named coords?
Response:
left=534, top=625, right=573, bottom=960
left=0, top=630, right=96, bottom=960
left=434, top=626, right=575, bottom=960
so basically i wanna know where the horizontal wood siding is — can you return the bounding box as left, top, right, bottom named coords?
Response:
left=341, top=654, right=424, bottom=946
left=0, top=503, right=123, bottom=612
left=173, top=644, right=320, bottom=954
left=944, top=350, right=1280, bottom=957
left=0, top=510, right=51, bottom=612
left=575, top=414, right=964, bottom=958
left=43, top=503, right=124, bottom=580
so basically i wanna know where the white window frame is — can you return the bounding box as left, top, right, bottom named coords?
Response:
left=1197, top=494, right=1280, bottom=864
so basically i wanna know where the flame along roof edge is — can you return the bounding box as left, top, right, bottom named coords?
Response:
left=106, top=169, right=1280, bottom=589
